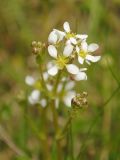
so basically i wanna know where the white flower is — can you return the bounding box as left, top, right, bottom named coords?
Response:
left=63, top=91, right=76, bottom=107
left=28, top=89, right=40, bottom=105
left=40, top=99, right=47, bottom=107
left=25, top=75, right=36, bottom=86
left=28, top=90, right=47, bottom=107
left=74, top=68, right=87, bottom=81
left=54, top=22, right=88, bottom=45
left=63, top=81, right=76, bottom=107
left=56, top=80, right=76, bottom=107
left=47, top=44, right=79, bottom=76
left=76, top=41, right=101, bottom=65
left=48, top=30, right=64, bottom=44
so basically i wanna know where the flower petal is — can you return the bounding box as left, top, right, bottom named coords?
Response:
left=46, top=84, right=53, bottom=91
left=70, top=37, right=77, bottom=44
left=25, top=75, right=35, bottom=86
left=40, top=99, right=47, bottom=107
left=79, top=68, right=87, bottom=71
left=54, top=29, right=65, bottom=42
left=48, top=65, right=58, bottom=76
left=76, top=34, right=88, bottom=40
left=66, top=64, right=79, bottom=74
left=65, top=81, right=75, bottom=91
left=74, top=72, right=87, bottom=81
left=63, top=44, right=74, bottom=57
left=31, top=90, right=40, bottom=100
left=63, top=22, right=70, bottom=33
left=88, top=43, right=99, bottom=52
left=29, top=89, right=40, bottom=105
left=48, top=45, right=57, bottom=58
left=78, top=56, right=84, bottom=64
left=86, top=55, right=101, bottom=62
left=48, top=31, right=57, bottom=44
left=63, top=91, right=76, bottom=107
left=81, top=41, right=88, bottom=52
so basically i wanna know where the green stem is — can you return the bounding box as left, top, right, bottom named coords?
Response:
left=51, top=100, right=62, bottom=160
left=69, top=121, right=74, bottom=160
left=41, top=108, right=50, bottom=160
left=53, top=71, right=62, bottom=94
left=39, top=64, right=48, bottom=92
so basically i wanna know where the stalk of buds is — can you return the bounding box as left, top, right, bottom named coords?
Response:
left=31, top=41, right=46, bottom=55
left=71, top=92, right=88, bottom=109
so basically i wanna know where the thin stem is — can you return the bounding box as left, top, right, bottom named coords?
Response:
left=53, top=71, right=62, bottom=94
left=51, top=100, right=62, bottom=160
left=39, top=64, right=48, bottom=92
left=0, top=125, right=26, bottom=157
left=69, top=120, right=74, bottom=160
left=76, top=85, right=120, bottom=160
left=41, top=108, right=50, bottom=160
left=58, top=116, right=72, bottom=139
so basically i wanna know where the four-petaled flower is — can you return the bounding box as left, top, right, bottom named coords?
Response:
left=76, top=41, right=101, bottom=65
left=47, top=44, right=79, bottom=76
left=49, top=21, right=88, bottom=45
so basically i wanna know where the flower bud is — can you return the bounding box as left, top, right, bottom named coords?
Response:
left=71, top=92, right=88, bottom=109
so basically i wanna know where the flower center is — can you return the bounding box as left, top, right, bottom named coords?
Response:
left=79, top=50, right=87, bottom=58
left=56, top=56, right=69, bottom=69
left=66, top=32, right=76, bottom=39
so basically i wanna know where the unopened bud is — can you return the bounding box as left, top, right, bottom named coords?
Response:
left=71, top=92, right=88, bottom=109
left=31, top=41, right=37, bottom=47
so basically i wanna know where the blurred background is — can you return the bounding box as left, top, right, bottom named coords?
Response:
left=0, top=0, right=120, bottom=159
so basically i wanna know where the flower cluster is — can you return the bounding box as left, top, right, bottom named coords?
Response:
left=25, top=21, right=101, bottom=108
left=47, top=21, right=101, bottom=78
left=25, top=75, right=75, bottom=107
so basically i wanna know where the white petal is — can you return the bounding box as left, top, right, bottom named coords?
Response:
left=63, top=91, right=76, bottom=107
left=81, top=41, right=88, bottom=52
left=48, top=65, right=58, bottom=76
left=40, top=99, right=47, bottom=107
left=70, top=37, right=77, bottom=44
left=78, top=56, right=84, bottom=64
left=76, top=46, right=80, bottom=53
left=76, top=34, right=88, bottom=40
left=66, top=64, right=79, bottom=75
left=25, top=75, right=35, bottom=86
left=86, top=55, right=101, bottom=62
left=63, top=44, right=74, bottom=57
left=86, top=60, right=91, bottom=65
left=54, top=29, right=65, bottom=42
left=74, top=72, right=87, bottom=81
left=31, top=90, right=40, bottom=101
left=48, top=31, right=57, bottom=44
left=28, top=96, right=36, bottom=105
left=48, top=45, right=57, bottom=58
left=63, top=22, right=70, bottom=33
left=46, top=84, right=53, bottom=91
left=80, top=68, right=87, bottom=71
left=66, top=39, right=71, bottom=45
left=65, top=81, right=75, bottom=91
left=88, top=43, right=99, bottom=52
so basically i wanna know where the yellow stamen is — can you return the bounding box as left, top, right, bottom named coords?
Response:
left=56, top=56, right=69, bottom=69
left=66, top=32, right=76, bottom=39
left=79, top=50, right=87, bottom=58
